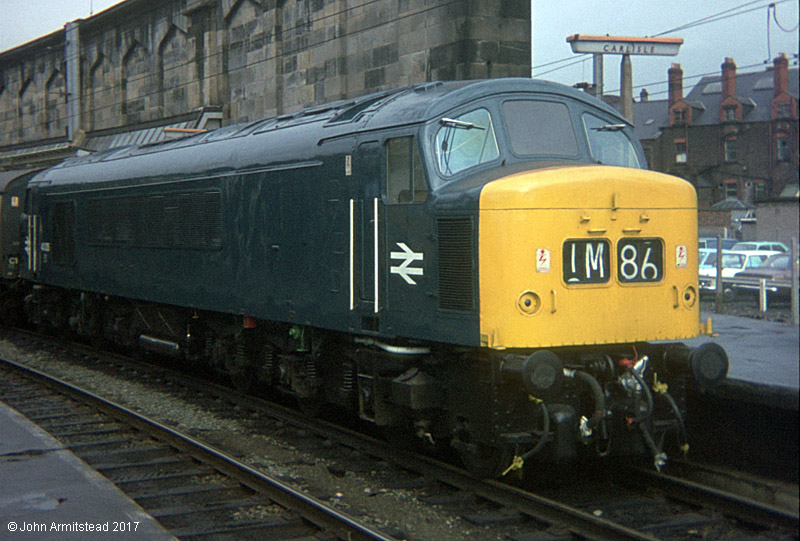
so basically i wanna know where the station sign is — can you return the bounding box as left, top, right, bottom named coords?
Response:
left=567, top=34, right=683, bottom=56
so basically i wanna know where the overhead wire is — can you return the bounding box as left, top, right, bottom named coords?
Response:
left=606, top=61, right=776, bottom=98
left=651, top=0, right=772, bottom=36
left=532, top=0, right=797, bottom=83
left=771, top=2, right=799, bottom=32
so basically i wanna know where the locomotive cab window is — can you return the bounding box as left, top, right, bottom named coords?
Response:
left=582, top=113, right=641, bottom=168
left=386, top=137, right=428, bottom=204
left=435, top=108, right=499, bottom=176
left=502, top=100, right=578, bottom=157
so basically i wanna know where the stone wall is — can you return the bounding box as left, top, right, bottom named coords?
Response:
left=0, top=0, right=530, bottom=163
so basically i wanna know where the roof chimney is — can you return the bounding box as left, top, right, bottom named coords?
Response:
left=722, top=57, right=737, bottom=98
left=639, top=88, right=649, bottom=102
left=774, top=53, right=789, bottom=97
left=668, top=63, right=683, bottom=108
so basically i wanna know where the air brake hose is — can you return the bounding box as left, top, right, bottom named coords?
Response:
left=630, top=369, right=654, bottom=418
left=520, top=400, right=550, bottom=461
left=630, top=369, right=669, bottom=470
left=569, top=369, right=606, bottom=429
left=665, top=390, right=688, bottom=445
left=505, top=370, right=605, bottom=475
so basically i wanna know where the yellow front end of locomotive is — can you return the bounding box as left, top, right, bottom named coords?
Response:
left=479, top=165, right=700, bottom=350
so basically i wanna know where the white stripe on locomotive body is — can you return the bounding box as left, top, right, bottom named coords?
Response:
left=33, top=216, right=39, bottom=274
left=26, top=215, right=32, bottom=272
left=349, top=199, right=355, bottom=311
left=373, top=197, right=379, bottom=314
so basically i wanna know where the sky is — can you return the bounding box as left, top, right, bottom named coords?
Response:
left=0, top=0, right=797, bottom=99
left=532, top=0, right=798, bottom=99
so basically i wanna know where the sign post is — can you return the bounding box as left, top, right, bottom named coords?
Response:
left=567, top=35, right=683, bottom=122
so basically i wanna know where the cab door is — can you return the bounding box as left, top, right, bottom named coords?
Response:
left=350, top=141, right=383, bottom=332
left=382, top=136, right=434, bottom=338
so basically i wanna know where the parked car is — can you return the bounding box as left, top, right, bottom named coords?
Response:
left=698, top=248, right=716, bottom=270
left=731, top=253, right=797, bottom=296
left=731, top=241, right=789, bottom=253
left=699, top=250, right=779, bottom=292
left=699, top=237, right=738, bottom=250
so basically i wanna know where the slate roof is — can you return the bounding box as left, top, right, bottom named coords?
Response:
left=633, top=64, right=799, bottom=138
left=685, top=66, right=799, bottom=126
left=632, top=98, right=668, bottom=140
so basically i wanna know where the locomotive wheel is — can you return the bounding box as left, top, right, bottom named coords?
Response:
left=458, top=443, right=510, bottom=479
left=227, top=333, right=258, bottom=394
left=382, top=417, right=418, bottom=451
left=229, top=366, right=257, bottom=394
left=383, top=417, right=447, bottom=456
left=297, top=394, right=325, bottom=418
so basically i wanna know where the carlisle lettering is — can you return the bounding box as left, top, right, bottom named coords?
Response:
left=603, top=43, right=656, bottom=54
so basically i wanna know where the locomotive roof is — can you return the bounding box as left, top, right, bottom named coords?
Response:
left=32, top=78, right=628, bottom=188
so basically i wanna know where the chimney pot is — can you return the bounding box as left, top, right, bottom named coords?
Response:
left=774, top=52, right=789, bottom=96
left=722, top=57, right=737, bottom=98
left=668, top=63, right=683, bottom=108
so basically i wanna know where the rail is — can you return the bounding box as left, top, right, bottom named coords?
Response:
left=0, top=356, right=396, bottom=541
left=3, top=327, right=798, bottom=540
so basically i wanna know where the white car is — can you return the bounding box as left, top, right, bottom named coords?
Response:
left=698, top=248, right=716, bottom=270
left=699, top=250, right=779, bottom=291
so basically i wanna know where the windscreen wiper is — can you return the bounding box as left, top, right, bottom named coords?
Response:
left=440, top=117, right=485, bottom=130
left=591, top=123, right=626, bottom=131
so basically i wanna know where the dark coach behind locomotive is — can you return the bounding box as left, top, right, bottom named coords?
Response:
left=7, top=78, right=728, bottom=476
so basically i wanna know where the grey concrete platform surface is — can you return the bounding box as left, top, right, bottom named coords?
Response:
left=684, top=313, right=799, bottom=414
left=687, top=313, right=799, bottom=390
left=0, top=402, right=173, bottom=540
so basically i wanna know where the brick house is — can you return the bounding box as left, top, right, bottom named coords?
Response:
left=635, top=55, right=798, bottom=205
left=634, top=54, right=798, bottom=238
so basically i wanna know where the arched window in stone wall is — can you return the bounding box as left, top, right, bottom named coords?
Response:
left=87, top=51, right=114, bottom=131
left=158, top=24, right=192, bottom=117
left=225, top=0, right=276, bottom=122
left=44, top=69, right=66, bottom=137
left=0, top=74, right=10, bottom=146
left=17, top=76, right=36, bottom=140
left=122, top=41, right=151, bottom=123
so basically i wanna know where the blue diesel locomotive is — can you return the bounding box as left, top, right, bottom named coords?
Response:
left=1, top=78, right=728, bottom=476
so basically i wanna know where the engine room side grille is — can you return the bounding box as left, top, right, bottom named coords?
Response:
left=437, top=217, right=475, bottom=311
left=87, top=191, right=222, bottom=250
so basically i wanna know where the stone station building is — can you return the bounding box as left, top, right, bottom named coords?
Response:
left=0, top=0, right=531, bottom=169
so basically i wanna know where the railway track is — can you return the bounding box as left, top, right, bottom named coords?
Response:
left=2, top=328, right=798, bottom=540
left=0, top=357, right=396, bottom=541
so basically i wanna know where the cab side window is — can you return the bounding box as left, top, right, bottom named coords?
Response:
left=434, top=108, right=499, bottom=176
left=582, top=113, right=641, bottom=168
left=386, top=136, right=428, bottom=204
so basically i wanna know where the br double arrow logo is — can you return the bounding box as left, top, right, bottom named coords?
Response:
left=390, top=242, right=424, bottom=285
